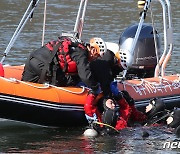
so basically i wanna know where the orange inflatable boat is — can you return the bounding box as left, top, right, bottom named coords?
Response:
left=0, top=65, right=179, bottom=127
left=0, top=65, right=91, bottom=127
left=0, top=0, right=179, bottom=127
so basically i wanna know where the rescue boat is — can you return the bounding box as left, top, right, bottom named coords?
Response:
left=0, top=65, right=90, bottom=127
left=0, top=0, right=179, bottom=127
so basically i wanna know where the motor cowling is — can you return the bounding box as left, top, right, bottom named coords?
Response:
left=119, top=23, right=161, bottom=78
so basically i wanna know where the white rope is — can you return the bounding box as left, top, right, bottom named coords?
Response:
left=0, top=77, right=86, bottom=94
left=1, top=77, right=50, bottom=89
left=121, top=75, right=180, bottom=87
left=48, top=84, right=86, bottom=94
left=120, top=75, right=180, bottom=94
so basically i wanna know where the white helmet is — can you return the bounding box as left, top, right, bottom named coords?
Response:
left=89, top=37, right=107, bottom=56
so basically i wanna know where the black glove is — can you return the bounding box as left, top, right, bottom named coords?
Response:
left=91, top=83, right=101, bottom=96
left=121, top=90, right=134, bottom=106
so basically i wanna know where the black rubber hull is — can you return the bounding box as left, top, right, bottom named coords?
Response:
left=0, top=93, right=179, bottom=127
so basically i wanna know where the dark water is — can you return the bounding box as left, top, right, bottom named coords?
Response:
left=0, top=0, right=180, bottom=153
left=0, top=121, right=179, bottom=153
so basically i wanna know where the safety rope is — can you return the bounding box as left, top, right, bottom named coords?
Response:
left=93, top=121, right=119, bottom=133
left=120, top=75, right=180, bottom=94
left=0, top=77, right=86, bottom=94
left=122, top=75, right=180, bottom=87
left=49, top=84, right=86, bottom=94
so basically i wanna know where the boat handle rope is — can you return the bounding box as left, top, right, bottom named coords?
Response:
left=121, top=75, right=180, bottom=88
left=0, top=77, right=86, bottom=94
left=49, top=84, right=86, bottom=94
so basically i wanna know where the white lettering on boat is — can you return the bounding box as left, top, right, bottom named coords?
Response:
left=123, top=78, right=180, bottom=96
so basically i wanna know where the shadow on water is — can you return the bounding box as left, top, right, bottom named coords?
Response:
left=0, top=121, right=180, bottom=153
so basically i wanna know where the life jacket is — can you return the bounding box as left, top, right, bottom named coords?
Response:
left=46, top=36, right=86, bottom=73
left=30, top=36, right=86, bottom=85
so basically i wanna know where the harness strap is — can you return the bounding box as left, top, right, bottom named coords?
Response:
left=39, top=42, right=62, bottom=84
left=51, top=56, right=60, bottom=85
left=58, top=38, right=72, bottom=73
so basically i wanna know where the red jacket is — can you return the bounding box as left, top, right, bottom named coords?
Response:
left=84, top=95, right=147, bottom=131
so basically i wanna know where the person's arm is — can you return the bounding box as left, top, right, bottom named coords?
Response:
left=70, top=47, right=98, bottom=91
left=101, top=49, right=115, bottom=67
left=70, top=47, right=100, bottom=122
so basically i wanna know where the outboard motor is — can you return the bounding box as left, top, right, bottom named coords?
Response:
left=119, top=23, right=161, bottom=79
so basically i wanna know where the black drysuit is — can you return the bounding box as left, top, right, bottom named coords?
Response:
left=22, top=42, right=98, bottom=91
left=22, top=42, right=120, bottom=96
left=90, top=49, right=121, bottom=96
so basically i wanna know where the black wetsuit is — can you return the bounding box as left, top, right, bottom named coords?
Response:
left=22, top=41, right=122, bottom=96
left=90, top=49, right=122, bottom=96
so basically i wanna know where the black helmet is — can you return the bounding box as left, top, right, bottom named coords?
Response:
left=119, top=23, right=161, bottom=78
left=167, top=108, right=180, bottom=129
left=146, top=98, right=165, bottom=119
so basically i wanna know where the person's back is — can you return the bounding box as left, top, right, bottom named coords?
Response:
left=22, top=36, right=99, bottom=90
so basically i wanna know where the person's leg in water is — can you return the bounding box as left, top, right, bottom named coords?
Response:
left=121, top=90, right=147, bottom=122
left=110, top=81, right=147, bottom=123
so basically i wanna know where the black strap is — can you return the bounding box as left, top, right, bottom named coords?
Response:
left=49, top=41, right=62, bottom=62
left=39, top=42, right=62, bottom=84
left=51, top=56, right=59, bottom=85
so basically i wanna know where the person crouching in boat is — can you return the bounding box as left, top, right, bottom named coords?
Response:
left=22, top=36, right=111, bottom=96
left=22, top=36, right=99, bottom=88
left=22, top=36, right=121, bottom=122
